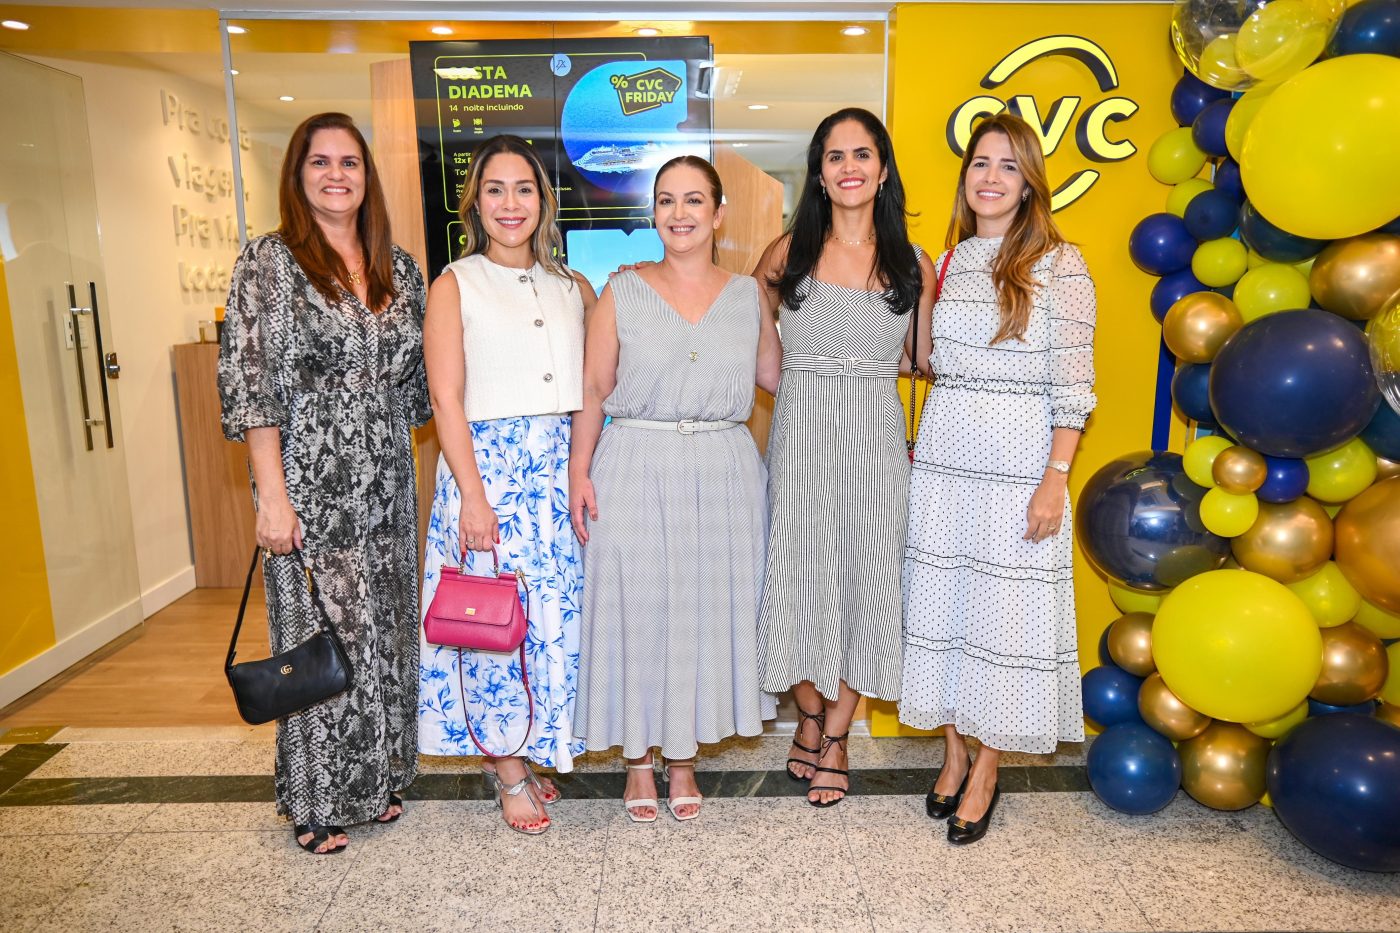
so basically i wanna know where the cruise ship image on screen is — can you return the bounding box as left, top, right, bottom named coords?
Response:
left=570, top=141, right=666, bottom=174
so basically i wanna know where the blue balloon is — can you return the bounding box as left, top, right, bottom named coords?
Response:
left=1377, top=215, right=1400, bottom=236
left=1209, top=309, right=1382, bottom=458
left=1191, top=98, right=1233, bottom=158
left=1097, top=624, right=1114, bottom=667
left=1327, top=0, right=1400, bottom=57
left=1183, top=189, right=1240, bottom=241
left=1130, top=213, right=1197, bottom=276
left=1076, top=451, right=1230, bottom=591
left=1214, top=159, right=1245, bottom=204
left=1268, top=714, right=1400, bottom=872
left=1172, top=363, right=1215, bottom=424
left=1170, top=71, right=1231, bottom=126
left=1360, top=400, right=1400, bottom=460
left=1308, top=698, right=1380, bottom=717
left=1240, top=201, right=1329, bottom=263
left=1257, top=456, right=1310, bottom=504
left=1215, top=282, right=1237, bottom=300
left=1083, top=664, right=1145, bottom=729
left=1087, top=722, right=1182, bottom=815
left=1151, top=269, right=1209, bottom=323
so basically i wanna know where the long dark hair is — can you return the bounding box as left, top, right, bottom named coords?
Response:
left=770, top=108, right=920, bottom=315
left=457, top=134, right=570, bottom=282
left=277, top=112, right=396, bottom=311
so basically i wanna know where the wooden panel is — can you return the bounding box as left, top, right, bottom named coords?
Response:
left=172, top=343, right=258, bottom=588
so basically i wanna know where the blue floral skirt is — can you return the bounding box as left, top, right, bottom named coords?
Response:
left=417, top=415, right=585, bottom=770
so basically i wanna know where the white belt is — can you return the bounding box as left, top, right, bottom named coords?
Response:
left=783, top=353, right=900, bottom=378
left=610, top=418, right=741, bottom=435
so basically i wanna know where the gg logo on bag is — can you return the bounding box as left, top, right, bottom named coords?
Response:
left=280, top=664, right=294, bottom=675
left=946, top=35, right=1139, bottom=212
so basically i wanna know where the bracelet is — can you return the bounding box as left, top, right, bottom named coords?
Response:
left=1046, top=459, right=1071, bottom=474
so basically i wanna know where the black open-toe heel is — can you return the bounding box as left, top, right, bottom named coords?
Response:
left=948, top=784, right=1000, bottom=845
left=925, top=754, right=971, bottom=820
left=786, top=706, right=827, bottom=781
left=807, top=732, right=850, bottom=808
left=294, top=824, right=346, bottom=854
left=375, top=792, right=404, bottom=824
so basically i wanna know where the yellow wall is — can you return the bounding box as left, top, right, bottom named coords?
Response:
left=877, top=3, right=1187, bottom=734
left=0, top=258, right=57, bottom=675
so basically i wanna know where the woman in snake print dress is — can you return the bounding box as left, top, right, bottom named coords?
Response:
left=219, top=113, right=430, bottom=855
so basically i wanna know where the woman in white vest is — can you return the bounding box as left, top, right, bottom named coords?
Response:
left=417, top=134, right=596, bottom=835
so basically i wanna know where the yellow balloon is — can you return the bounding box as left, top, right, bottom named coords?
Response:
left=1198, top=33, right=1250, bottom=91
left=1231, top=497, right=1334, bottom=583
left=1184, top=434, right=1235, bottom=487
left=1168, top=178, right=1215, bottom=218
left=1226, top=84, right=1276, bottom=162
left=1309, top=234, right=1400, bottom=321
left=1148, top=126, right=1209, bottom=186
left=1355, top=598, right=1400, bottom=638
left=1236, top=0, right=1336, bottom=83
left=1378, top=701, right=1400, bottom=728
left=1179, top=721, right=1271, bottom=810
left=1261, top=790, right=1273, bottom=808
left=1378, top=643, right=1400, bottom=706
left=1305, top=437, right=1378, bottom=503
left=1233, top=263, right=1311, bottom=322
left=1335, top=477, right=1400, bottom=612
left=1163, top=292, right=1244, bottom=363
left=1241, top=54, right=1400, bottom=240
left=1286, top=561, right=1362, bottom=628
left=1109, top=583, right=1164, bottom=613
left=1245, top=698, right=1309, bottom=738
left=1153, top=569, right=1322, bottom=723
left=1311, top=621, right=1389, bottom=705
left=1192, top=238, right=1249, bottom=288
left=1201, top=487, right=1261, bottom=537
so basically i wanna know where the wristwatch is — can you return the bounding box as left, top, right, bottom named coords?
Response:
left=1046, top=459, right=1071, bottom=474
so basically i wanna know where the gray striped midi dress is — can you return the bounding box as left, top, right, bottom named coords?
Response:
left=757, top=254, right=920, bottom=702
left=573, top=270, right=777, bottom=760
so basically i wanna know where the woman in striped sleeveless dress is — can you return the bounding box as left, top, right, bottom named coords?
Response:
left=754, top=109, right=935, bottom=807
left=571, top=156, right=781, bottom=822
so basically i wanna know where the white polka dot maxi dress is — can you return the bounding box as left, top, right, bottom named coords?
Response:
left=900, top=237, right=1097, bottom=754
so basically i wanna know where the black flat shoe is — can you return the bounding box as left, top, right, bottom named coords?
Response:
left=947, top=784, right=1000, bottom=845
left=925, top=755, right=971, bottom=820
left=294, top=824, right=346, bottom=854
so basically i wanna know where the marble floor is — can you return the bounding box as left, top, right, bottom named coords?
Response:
left=0, top=729, right=1396, bottom=932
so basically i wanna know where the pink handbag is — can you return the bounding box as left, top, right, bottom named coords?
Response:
left=424, top=548, right=533, bottom=757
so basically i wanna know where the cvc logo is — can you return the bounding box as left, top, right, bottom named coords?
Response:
left=947, top=35, right=1139, bottom=211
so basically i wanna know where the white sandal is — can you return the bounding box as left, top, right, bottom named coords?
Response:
left=664, top=760, right=703, bottom=822
left=623, top=759, right=659, bottom=823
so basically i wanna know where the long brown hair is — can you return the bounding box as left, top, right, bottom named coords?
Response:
left=277, top=112, right=396, bottom=311
left=947, top=113, right=1065, bottom=344
left=457, top=135, right=570, bottom=282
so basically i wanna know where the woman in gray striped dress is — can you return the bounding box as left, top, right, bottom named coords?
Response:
left=570, top=156, right=781, bottom=822
left=754, top=108, right=935, bottom=807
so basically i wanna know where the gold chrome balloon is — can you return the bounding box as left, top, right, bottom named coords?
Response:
left=1335, top=478, right=1400, bottom=613
left=1378, top=456, right=1400, bottom=482
left=1309, top=233, right=1400, bottom=321
left=1212, top=446, right=1268, bottom=493
left=1139, top=672, right=1212, bottom=741
left=1163, top=292, right=1244, bottom=363
left=1178, top=722, right=1270, bottom=811
left=1311, top=621, right=1389, bottom=706
left=1377, top=702, right=1400, bottom=729
left=1107, top=612, right=1156, bottom=676
left=1231, top=497, right=1334, bottom=584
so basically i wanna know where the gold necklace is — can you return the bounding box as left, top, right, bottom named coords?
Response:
left=831, top=231, right=875, bottom=247
left=347, top=263, right=364, bottom=286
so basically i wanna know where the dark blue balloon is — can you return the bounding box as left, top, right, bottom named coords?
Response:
left=1076, top=451, right=1230, bottom=591
left=1360, top=398, right=1400, bottom=460
left=1214, top=282, right=1237, bottom=300
left=1240, top=201, right=1329, bottom=263
left=1327, top=0, right=1400, bottom=57
left=1257, top=456, right=1310, bottom=504
left=1083, top=664, right=1145, bottom=729
left=1209, top=309, right=1382, bottom=458
left=1214, top=159, right=1245, bottom=204
left=1191, top=98, right=1233, bottom=158
left=1151, top=269, right=1209, bottom=323
left=1172, top=363, right=1214, bottom=424
left=1130, top=213, right=1197, bottom=275
left=1377, top=215, right=1400, bottom=236
left=1183, top=189, right=1240, bottom=241
left=1308, top=698, right=1380, bottom=717
left=1087, top=722, right=1182, bottom=815
left=1268, top=714, right=1400, bottom=872
left=1097, top=625, right=1114, bottom=667
left=1170, top=71, right=1231, bottom=126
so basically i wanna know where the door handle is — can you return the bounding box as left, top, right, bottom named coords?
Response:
left=87, top=281, right=115, bottom=449
left=65, top=282, right=96, bottom=451
left=106, top=352, right=121, bottom=379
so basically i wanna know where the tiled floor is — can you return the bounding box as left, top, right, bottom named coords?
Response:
left=1, top=732, right=1396, bottom=932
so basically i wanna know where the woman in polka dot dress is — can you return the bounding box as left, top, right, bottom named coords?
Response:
left=901, top=113, right=1097, bottom=845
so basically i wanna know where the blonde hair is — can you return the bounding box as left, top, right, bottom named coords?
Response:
left=456, top=135, right=570, bottom=283
left=946, top=113, right=1066, bottom=344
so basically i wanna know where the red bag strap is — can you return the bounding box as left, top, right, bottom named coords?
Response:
left=934, top=249, right=953, bottom=300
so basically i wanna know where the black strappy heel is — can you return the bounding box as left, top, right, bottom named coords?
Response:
left=786, top=706, right=827, bottom=781
left=294, top=824, right=346, bottom=854
left=807, top=732, right=850, bottom=808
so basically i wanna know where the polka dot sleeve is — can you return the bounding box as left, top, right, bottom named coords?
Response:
left=1048, top=244, right=1097, bottom=431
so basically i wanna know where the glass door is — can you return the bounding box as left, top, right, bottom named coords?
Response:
left=0, top=51, right=142, bottom=648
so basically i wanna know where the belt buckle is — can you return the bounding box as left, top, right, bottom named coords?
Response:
left=677, top=419, right=698, bottom=435
left=842, top=357, right=857, bottom=376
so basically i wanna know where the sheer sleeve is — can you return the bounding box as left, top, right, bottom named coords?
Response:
left=218, top=236, right=292, bottom=441
left=1049, top=244, right=1097, bottom=431
left=396, top=249, right=433, bottom=429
